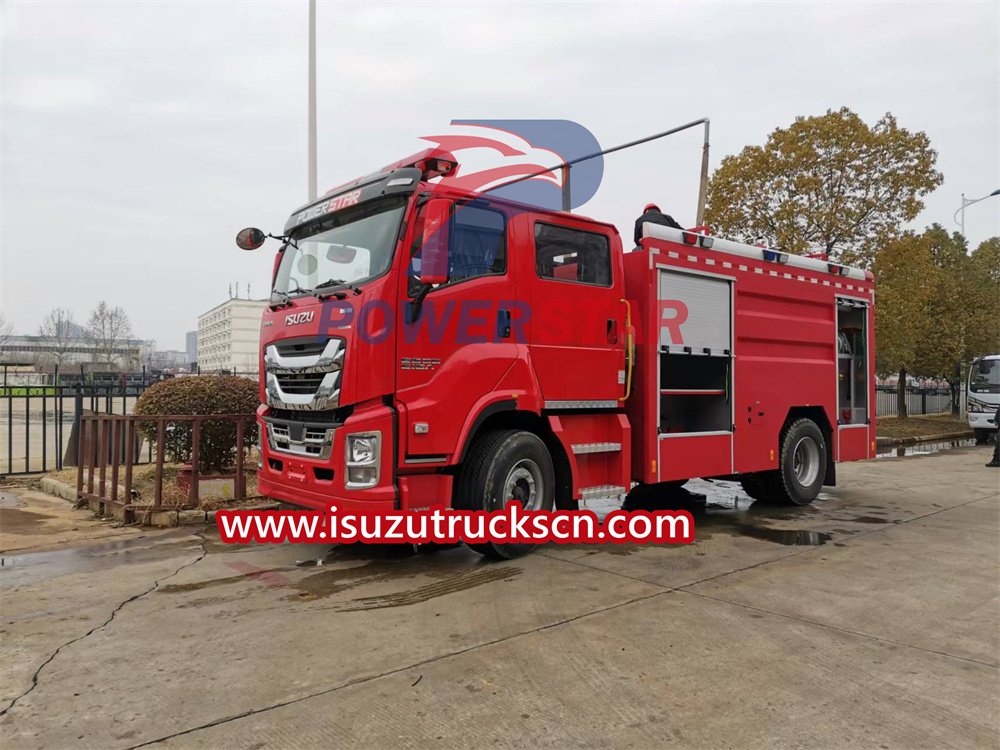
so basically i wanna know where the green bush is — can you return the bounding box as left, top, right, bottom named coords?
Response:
left=133, top=376, right=258, bottom=473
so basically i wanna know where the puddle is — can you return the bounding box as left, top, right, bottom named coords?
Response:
left=0, top=531, right=199, bottom=588
left=876, top=439, right=975, bottom=459
left=159, top=542, right=515, bottom=610
left=0, top=507, right=56, bottom=534
left=579, top=480, right=832, bottom=551
left=845, top=515, right=890, bottom=524
left=0, top=492, right=26, bottom=510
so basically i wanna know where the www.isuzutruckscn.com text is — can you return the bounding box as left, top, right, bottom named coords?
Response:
left=216, top=504, right=695, bottom=545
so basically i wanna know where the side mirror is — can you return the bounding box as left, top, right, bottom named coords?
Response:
left=236, top=227, right=266, bottom=251
left=418, top=198, right=451, bottom=286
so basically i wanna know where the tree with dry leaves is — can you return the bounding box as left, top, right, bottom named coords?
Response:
left=86, top=301, right=133, bottom=368
left=875, top=226, right=1000, bottom=416
left=0, top=313, right=13, bottom=361
left=37, top=308, right=81, bottom=368
left=707, top=107, right=943, bottom=266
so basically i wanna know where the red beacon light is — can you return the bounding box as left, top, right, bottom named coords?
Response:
left=827, top=263, right=851, bottom=277
left=380, top=149, right=460, bottom=182
left=682, top=230, right=714, bottom=249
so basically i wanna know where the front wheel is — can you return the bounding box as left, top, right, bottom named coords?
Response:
left=975, top=428, right=991, bottom=445
left=455, top=430, right=555, bottom=559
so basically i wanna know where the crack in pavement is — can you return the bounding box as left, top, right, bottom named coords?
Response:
left=124, top=588, right=671, bottom=749
left=0, top=533, right=209, bottom=718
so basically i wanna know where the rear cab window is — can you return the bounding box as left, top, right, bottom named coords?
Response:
left=534, top=222, right=612, bottom=287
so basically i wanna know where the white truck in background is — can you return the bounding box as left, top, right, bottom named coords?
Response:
left=968, top=355, right=1000, bottom=443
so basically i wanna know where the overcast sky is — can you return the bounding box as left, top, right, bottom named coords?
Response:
left=2, top=0, right=998, bottom=350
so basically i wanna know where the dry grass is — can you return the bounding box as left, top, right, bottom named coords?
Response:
left=46, top=463, right=261, bottom=510
left=875, top=413, right=971, bottom=440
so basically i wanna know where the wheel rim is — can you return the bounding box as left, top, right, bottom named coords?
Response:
left=792, top=437, right=820, bottom=487
left=503, top=459, right=543, bottom=511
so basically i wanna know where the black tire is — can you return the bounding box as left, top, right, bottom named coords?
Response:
left=455, top=429, right=555, bottom=559
left=975, top=429, right=991, bottom=445
left=765, top=418, right=827, bottom=506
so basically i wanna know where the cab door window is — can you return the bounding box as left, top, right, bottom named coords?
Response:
left=534, top=222, right=612, bottom=287
left=408, top=202, right=506, bottom=295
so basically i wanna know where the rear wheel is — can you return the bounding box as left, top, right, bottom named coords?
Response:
left=767, top=418, right=827, bottom=506
left=455, top=429, right=555, bottom=559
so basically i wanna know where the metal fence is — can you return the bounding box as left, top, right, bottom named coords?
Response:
left=1, top=372, right=152, bottom=476
left=76, top=413, right=252, bottom=523
left=875, top=385, right=954, bottom=417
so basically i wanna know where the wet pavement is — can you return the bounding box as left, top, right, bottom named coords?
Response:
left=0, top=443, right=997, bottom=749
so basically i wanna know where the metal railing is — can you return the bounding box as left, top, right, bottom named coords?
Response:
left=2, top=380, right=152, bottom=476
left=75, top=413, right=255, bottom=524
left=875, top=385, right=954, bottom=417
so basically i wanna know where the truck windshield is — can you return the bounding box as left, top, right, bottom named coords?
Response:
left=969, top=359, right=1000, bottom=394
left=275, top=198, right=406, bottom=296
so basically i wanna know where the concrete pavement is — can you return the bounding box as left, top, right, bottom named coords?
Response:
left=1, top=444, right=997, bottom=749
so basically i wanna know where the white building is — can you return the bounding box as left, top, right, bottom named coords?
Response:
left=185, top=331, right=198, bottom=366
left=0, top=334, right=152, bottom=370
left=197, top=299, right=268, bottom=374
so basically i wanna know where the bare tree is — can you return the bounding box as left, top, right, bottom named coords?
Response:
left=86, top=302, right=133, bottom=369
left=0, top=313, right=13, bottom=360
left=37, top=308, right=79, bottom=368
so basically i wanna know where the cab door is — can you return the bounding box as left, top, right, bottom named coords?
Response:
left=524, top=215, right=626, bottom=406
left=395, top=199, right=517, bottom=459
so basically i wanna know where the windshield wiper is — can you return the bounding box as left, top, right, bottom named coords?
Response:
left=313, top=278, right=361, bottom=298
left=269, top=290, right=294, bottom=310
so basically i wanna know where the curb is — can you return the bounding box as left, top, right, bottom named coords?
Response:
left=876, top=430, right=974, bottom=448
left=38, top=477, right=78, bottom=502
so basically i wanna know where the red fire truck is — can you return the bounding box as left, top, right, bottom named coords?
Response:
left=237, top=149, right=876, bottom=558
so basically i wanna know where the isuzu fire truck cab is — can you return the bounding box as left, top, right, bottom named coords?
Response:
left=239, top=149, right=876, bottom=558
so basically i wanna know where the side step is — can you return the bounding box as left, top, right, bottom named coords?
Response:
left=578, top=485, right=628, bottom=501
left=571, top=442, right=622, bottom=455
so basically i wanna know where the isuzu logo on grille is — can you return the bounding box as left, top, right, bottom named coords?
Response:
left=286, top=311, right=314, bottom=326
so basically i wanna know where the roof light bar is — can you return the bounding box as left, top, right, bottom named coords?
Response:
left=763, top=249, right=789, bottom=264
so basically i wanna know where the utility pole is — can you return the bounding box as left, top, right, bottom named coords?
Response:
left=307, top=0, right=318, bottom=202
left=696, top=119, right=710, bottom=226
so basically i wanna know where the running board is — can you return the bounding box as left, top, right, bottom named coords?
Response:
left=578, top=485, right=628, bottom=501
left=571, top=442, right=622, bottom=455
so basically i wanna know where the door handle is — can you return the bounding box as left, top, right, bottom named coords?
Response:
left=606, top=318, right=618, bottom=344
left=497, top=308, right=512, bottom=339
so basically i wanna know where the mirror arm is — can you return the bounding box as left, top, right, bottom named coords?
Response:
left=407, top=283, right=433, bottom=324
left=267, top=232, right=296, bottom=248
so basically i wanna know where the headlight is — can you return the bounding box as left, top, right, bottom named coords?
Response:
left=345, top=431, right=381, bottom=488
left=349, top=436, right=377, bottom=464
left=968, top=397, right=989, bottom=413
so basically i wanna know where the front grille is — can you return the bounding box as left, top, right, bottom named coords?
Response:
left=274, top=372, right=327, bottom=394
left=272, top=339, right=327, bottom=358
left=267, top=421, right=335, bottom=459
left=264, top=337, right=344, bottom=411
